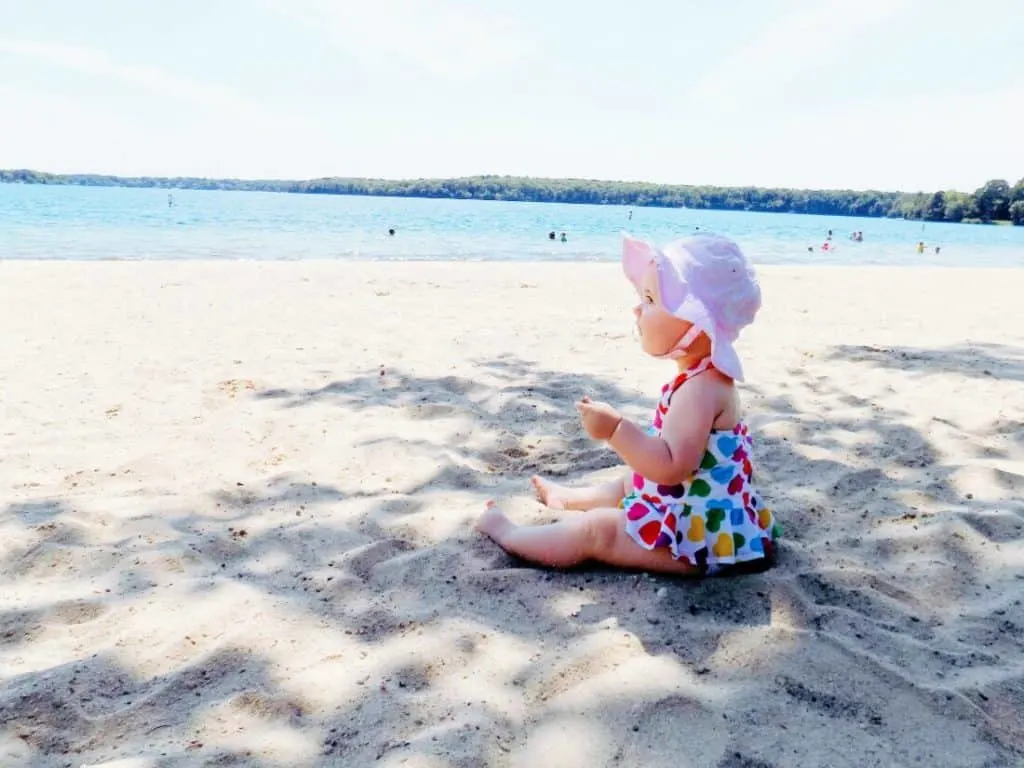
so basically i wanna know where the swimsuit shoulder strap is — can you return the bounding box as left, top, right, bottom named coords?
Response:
left=661, top=357, right=715, bottom=403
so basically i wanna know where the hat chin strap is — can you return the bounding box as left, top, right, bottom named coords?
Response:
left=656, top=324, right=705, bottom=360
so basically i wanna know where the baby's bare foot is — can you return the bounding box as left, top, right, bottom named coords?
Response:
left=531, top=475, right=568, bottom=509
left=476, top=500, right=512, bottom=540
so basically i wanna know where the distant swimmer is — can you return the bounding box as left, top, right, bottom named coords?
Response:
left=560, top=232, right=567, bottom=243
left=628, top=210, right=633, bottom=220
left=168, top=194, right=174, bottom=207
left=935, top=246, right=941, bottom=255
left=916, top=241, right=925, bottom=254
left=388, top=228, right=396, bottom=236
left=548, top=231, right=556, bottom=240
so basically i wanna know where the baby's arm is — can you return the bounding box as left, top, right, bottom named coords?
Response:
left=607, top=380, right=717, bottom=485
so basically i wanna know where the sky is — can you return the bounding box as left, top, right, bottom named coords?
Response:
left=0, top=0, right=1021, bottom=191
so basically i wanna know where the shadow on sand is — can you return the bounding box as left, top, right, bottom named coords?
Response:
left=3, top=348, right=1022, bottom=766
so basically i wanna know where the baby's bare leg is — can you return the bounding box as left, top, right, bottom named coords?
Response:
left=531, top=470, right=631, bottom=511
left=476, top=502, right=699, bottom=575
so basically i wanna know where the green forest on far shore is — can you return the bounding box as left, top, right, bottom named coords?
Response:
left=3, top=169, right=1023, bottom=225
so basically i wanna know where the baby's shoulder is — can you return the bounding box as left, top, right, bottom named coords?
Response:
left=668, top=367, right=733, bottom=400
left=666, top=369, right=740, bottom=429
left=665, top=369, right=722, bottom=408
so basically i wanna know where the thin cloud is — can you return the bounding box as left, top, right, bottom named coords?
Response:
left=267, top=0, right=532, bottom=79
left=0, top=38, right=321, bottom=177
left=0, top=39, right=260, bottom=115
left=687, top=0, right=913, bottom=111
left=768, top=83, right=1024, bottom=190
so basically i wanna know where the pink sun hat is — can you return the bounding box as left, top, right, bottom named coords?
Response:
left=622, top=231, right=761, bottom=381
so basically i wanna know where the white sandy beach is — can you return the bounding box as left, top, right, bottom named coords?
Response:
left=1, top=261, right=1023, bottom=767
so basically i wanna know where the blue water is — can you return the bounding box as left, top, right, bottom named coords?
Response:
left=2, top=183, right=1022, bottom=266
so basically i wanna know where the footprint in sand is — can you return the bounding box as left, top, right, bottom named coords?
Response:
left=971, top=677, right=1024, bottom=753
left=958, top=511, right=1024, bottom=544
left=403, top=402, right=459, bottom=420
left=229, top=690, right=305, bottom=721
left=828, top=468, right=890, bottom=498
left=341, top=538, right=416, bottom=581
left=985, top=417, right=1024, bottom=442
left=482, top=443, right=539, bottom=474
left=368, top=545, right=480, bottom=588
left=0, top=609, right=44, bottom=645
left=993, top=467, right=1024, bottom=492
left=388, top=661, right=436, bottom=692
left=344, top=606, right=407, bottom=641
left=777, top=674, right=882, bottom=724
left=717, top=753, right=778, bottom=768
left=47, top=599, right=107, bottom=626
left=795, top=572, right=930, bottom=639
left=524, top=642, right=635, bottom=704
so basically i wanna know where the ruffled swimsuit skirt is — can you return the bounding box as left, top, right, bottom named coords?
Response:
left=622, top=359, right=781, bottom=570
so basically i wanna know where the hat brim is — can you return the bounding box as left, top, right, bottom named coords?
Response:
left=622, top=232, right=657, bottom=290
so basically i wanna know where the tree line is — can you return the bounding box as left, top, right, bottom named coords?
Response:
left=3, top=169, right=1022, bottom=225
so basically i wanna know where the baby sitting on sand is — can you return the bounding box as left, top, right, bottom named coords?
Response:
left=476, top=232, right=781, bottom=575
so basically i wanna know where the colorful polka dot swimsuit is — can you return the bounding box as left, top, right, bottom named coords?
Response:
left=622, top=358, right=781, bottom=570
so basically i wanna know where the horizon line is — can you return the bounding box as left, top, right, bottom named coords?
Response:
left=4, top=168, right=998, bottom=196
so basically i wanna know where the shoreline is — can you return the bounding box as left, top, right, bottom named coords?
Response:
left=2, top=257, right=1022, bottom=269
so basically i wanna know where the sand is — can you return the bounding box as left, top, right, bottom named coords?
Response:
left=1, top=261, right=1023, bottom=768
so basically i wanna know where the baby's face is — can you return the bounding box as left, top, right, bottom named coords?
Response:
left=633, top=263, right=691, bottom=357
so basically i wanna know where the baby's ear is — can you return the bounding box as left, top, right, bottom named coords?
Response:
left=622, top=232, right=655, bottom=288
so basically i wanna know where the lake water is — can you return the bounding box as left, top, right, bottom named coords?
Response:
left=2, top=183, right=1022, bottom=267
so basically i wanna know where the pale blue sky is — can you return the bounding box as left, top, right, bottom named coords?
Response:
left=1, top=0, right=1021, bottom=190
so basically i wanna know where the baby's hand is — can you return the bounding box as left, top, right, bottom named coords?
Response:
left=575, top=396, right=623, bottom=441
